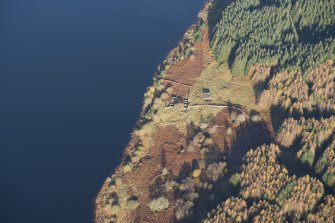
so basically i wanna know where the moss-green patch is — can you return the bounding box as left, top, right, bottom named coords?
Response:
left=276, top=181, right=296, bottom=202
left=189, top=62, right=256, bottom=109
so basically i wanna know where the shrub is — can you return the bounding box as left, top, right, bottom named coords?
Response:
left=166, top=87, right=174, bottom=95
left=229, top=173, right=242, bottom=187
left=206, top=162, right=227, bottom=182
left=148, top=197, right=169, bottom=212
left=192, top=169, right=201, bottom=178
left=236, top=114, right=246, bottom=124
left=125, top=199, right=139, bottom=210
left=175, top=199, right=194, bottom=221
left=251, top=115, right=262, bottom=122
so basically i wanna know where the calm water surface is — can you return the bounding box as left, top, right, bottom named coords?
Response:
left=0, top=0, right=204, bottom=222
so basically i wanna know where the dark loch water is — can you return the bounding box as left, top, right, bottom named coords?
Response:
left=0, top=1, right=204, bottom=222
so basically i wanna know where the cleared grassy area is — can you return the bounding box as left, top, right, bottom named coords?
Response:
left=155, top=105, right=223, bottom=129
left=136, top=60, right=257, bottom=139
left=189, top=62, right=256, bottom=109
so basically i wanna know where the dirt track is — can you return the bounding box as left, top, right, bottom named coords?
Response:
left=188, top=103, right=250, bottom=118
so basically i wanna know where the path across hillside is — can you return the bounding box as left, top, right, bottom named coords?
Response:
left=188, top=103, right=250, bottom=118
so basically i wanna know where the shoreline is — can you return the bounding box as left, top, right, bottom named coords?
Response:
left=93, top=0, right=211, bottom=220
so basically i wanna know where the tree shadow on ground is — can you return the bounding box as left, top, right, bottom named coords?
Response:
left=270, top=105, right=288, bottom=133
left=313, top=130, right=335, bottom=168
left=277, top=133, right=335, bottom=197
left=189, top=119, right=272, bottom=223
left=251, top=65, right=277, bottom=101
